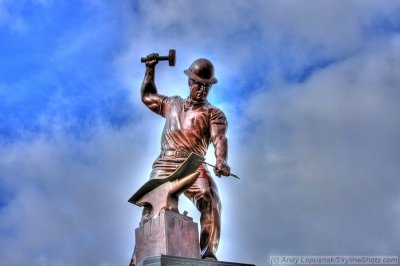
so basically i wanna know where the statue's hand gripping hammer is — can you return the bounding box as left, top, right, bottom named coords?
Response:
left=141, top=49, right=176, bottom=67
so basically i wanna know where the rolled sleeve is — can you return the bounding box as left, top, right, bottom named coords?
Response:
left=210, top=108, right=228, bottom=127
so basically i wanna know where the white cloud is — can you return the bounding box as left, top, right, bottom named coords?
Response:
left=0, top=121, right=157, bottom=265
left=225, top=35, right=400, bottom=263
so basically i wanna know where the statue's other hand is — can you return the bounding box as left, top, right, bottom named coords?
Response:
left=145, top=53, right=159, bottom=67
left=214, top=160, right=231, bottom=177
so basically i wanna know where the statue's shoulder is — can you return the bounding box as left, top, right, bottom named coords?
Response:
left=205, top=102, right=225, bottom=115
left=205, top=102, right=228, bottom=125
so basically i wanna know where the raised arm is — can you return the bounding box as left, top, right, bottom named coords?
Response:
left=141, top=53, right=162, bottom=113
left=210, top=123, right=231, bottom=177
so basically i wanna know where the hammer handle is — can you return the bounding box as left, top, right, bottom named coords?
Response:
left=140, top=55, right=169, bottom=63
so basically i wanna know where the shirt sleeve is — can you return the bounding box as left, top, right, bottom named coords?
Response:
left=157, top=94, right=169, bottom=117
left=210, top=108, right=228, bottom=127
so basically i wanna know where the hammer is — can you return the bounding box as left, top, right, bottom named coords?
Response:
left=140, top=49, right=176, bottom=66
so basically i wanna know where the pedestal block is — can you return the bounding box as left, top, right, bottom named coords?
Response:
left=138, top=255, right=255, bottom=266
left=135, top=209, right=200, bottom=265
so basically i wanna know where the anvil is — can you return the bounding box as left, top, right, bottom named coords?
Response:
left=128, top=153, right=205, bottom=222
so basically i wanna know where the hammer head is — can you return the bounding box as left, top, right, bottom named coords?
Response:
left=140, top=49, right=176, bottom=67
left=168, top=49, right=176, bottom=66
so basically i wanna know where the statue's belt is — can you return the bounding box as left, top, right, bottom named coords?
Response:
left=161, top=149, right=192, bottom=158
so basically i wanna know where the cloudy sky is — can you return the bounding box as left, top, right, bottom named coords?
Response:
left=1, top=0, right=400, bottom=265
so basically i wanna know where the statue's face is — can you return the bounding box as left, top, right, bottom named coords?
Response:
left=189, top=79, right=212, bottom=102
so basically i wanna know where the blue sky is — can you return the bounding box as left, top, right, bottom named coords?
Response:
left=1, top=1, right=400, bottom=265
left=0, top=1, right=134, bottom=140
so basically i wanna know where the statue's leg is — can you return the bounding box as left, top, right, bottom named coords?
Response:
left=184, top=167, right=221, bottom=260
left=129, top=246, right=136, bottom=266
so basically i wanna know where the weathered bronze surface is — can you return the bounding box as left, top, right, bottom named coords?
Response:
left=131, top=51, right=231, bottom=264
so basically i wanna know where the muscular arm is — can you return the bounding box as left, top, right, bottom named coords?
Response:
left=141, top=56, right=162, bottom=113
left=210, top=124, right=230, bottom=176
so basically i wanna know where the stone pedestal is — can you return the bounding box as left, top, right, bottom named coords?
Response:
left=138, top=255, right=255, bottom=266
left=135, top=209, right=200, bottom=265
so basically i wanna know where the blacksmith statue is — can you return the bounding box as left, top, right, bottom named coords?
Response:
left=138, top=53, right=231, bottom=261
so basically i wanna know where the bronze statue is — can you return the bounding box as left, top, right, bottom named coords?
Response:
left=139, top=52, right=231, bottom=260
